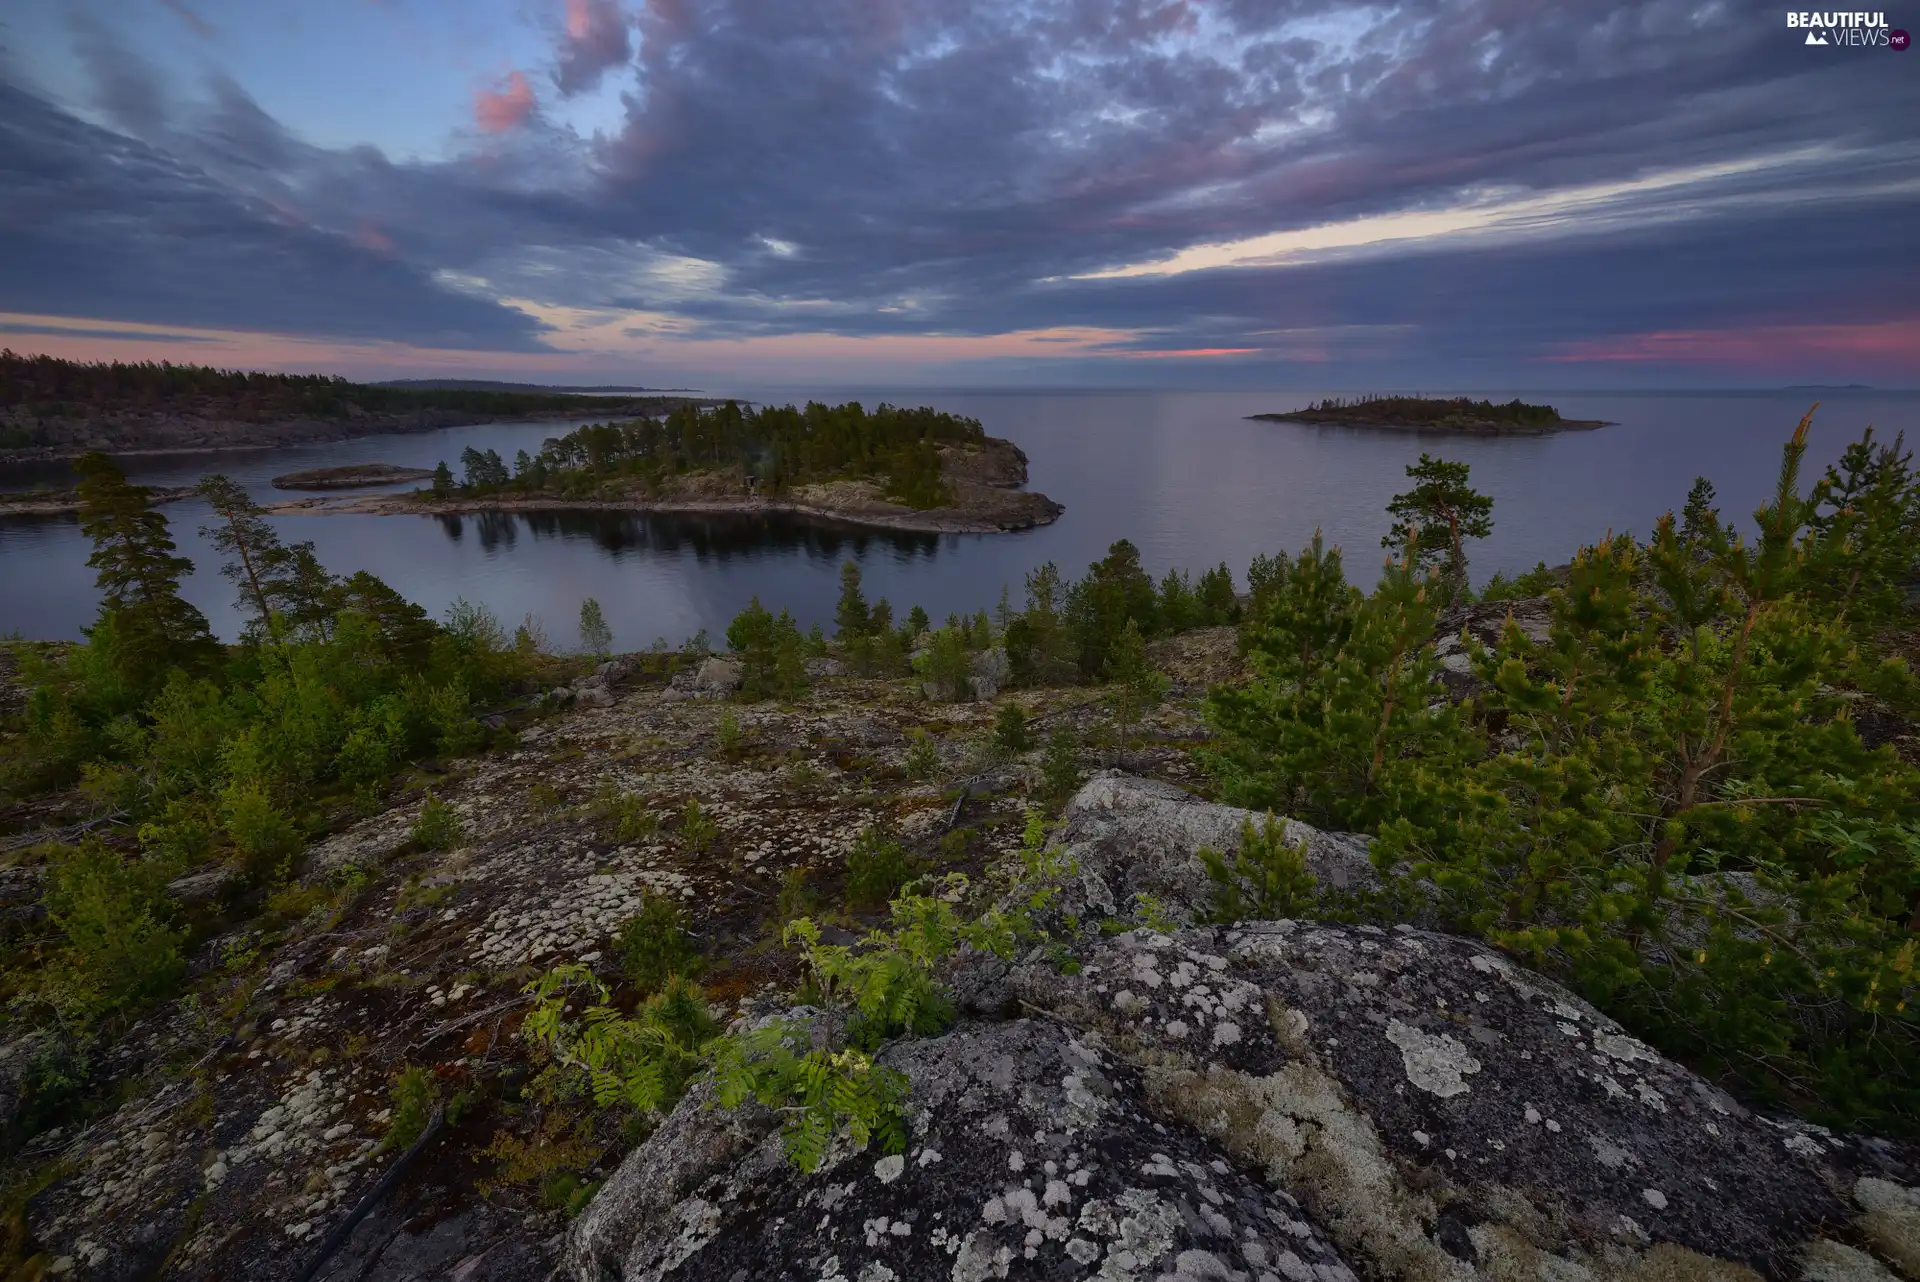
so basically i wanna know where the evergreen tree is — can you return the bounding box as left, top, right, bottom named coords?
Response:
left=1383, top=454, right=1493, bottom=601
left=431, top=461, right=454, bottom=497
left=196, top=475, right=279, bottom=630
left=1067, top=540, right=1157, bottom=680
left=1194, top=562, right=1239, bottom=625
left=834, top=561, right=871, bottom=640
left=1202, top=536, right=1472, bottom=830
left=1004, top=562, right=1077, bottom=687
left=1156, top=568, right=1196, bottom=633
left=73, top=453, right=214, bottom=696
left=1105, top=618, right=1168, bottom=749
left=579, top=598, right=613, bottom=656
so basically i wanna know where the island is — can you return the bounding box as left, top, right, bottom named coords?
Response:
left=270, top=463, right=438, bottom=490
left=1250, top=394, right=1608, bottom=434
left=0, top=483, right=195, bottom=516
left=0, top=351, right=716, bottom=463
left=266, top=400, right=1064, bottom=535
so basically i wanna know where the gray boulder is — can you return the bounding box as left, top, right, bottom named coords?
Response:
left=574, top=685, right=616, bottom=709
left=1014, top=923, right=1901, bottom=1282
left=566, top=1017, right=1359, bottom=1282
left=1047, top=773, right=1380, bottom=927
left=693, top=658, right=743, bottom=695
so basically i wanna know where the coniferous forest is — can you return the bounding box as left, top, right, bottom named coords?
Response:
left=437, top=400, right=988, bottom=510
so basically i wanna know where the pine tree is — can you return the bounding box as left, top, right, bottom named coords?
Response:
left=1105, top=619, right=1168, bottom=749
left=74, top=453, right=214, bottom=695
left=1194, top=562, right=1239, bottom=625
left=1383, top=453, right=1493, bottom=602
left=579, top=598, right=613, bottom=656
left=431, top=461, right=454, bottom=497
left=834, top=561, right=871, bottom=641
left=196, top=475, right=279, bottom=630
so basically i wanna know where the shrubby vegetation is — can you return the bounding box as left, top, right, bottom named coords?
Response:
left=1206, top=411, right=1920, bottom=1130
left=431, top=400, right=986, bottom=510
left=0, top=456, right=544, bottom=1100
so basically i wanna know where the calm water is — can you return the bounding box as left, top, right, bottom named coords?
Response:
left=3, top=389, right=1916, bottom=647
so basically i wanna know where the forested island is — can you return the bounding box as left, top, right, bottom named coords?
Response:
left=0, top=352, right=713, bottom=461
left=1252, top=394, right=1608, bottom=433
left=269, top=399, right=1065, bottom=534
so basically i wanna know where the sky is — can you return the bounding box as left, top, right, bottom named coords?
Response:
left=1, top=0, right=1917, bottom=389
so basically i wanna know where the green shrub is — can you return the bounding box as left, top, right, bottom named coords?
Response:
left=1199, top=815, right=1317, bottom=923
left=844, top=827, right=919, bottom=910
left=726, top=598, right=808, bottom=701
left=615, top=895, right=702, bottom=995
left=992, top=704, right=1030, bottom=753
left=411, top=793, right=465, bottom=851
left=913, top=627, right=973, bottom=701
left=39, top=840, right=186, bottom=1022
left=1476, top=560, right=1557, bottom=602
left=716, top=709, right=745, bottom=761
left=904, top=729, right=939, bottom=781
left=520, top=967, right=716, bottom=1117
left=221, top=780, right=301, bottom=871
left=679, top=799, right=719, bottom=853
left=383, top=1065, right=439, bottom=1152
left=1039, top=724, right=1082, bottom=805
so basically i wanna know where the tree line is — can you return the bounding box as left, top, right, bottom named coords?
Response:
left=434, top=400, right=983, bottom=510
left=0, top=350, right=673, bottom=423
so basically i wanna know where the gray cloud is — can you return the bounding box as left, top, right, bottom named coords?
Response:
left=3, top=0, right=1917, bottom=375
left=0, top=80, right=548, bottom=350
left=553, top=0, right=632, bottom=97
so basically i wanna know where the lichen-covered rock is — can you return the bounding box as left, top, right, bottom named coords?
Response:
left=1431, top=597, right=1553, bottom=701
left=1013, top=923, right=1881, bottom=1282
left=1049, top=774, right=1380, bottom=926
left=693, top=658, right=743, bottom=694
left=565, top=1017, right=1359, bottom=1282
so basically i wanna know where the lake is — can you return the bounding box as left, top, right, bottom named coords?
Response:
left=3, top=388, right=1916, bottom=647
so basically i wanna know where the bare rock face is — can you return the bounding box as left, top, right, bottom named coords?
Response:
left=565, top=1017, right=1359, bottom=1282
left=1048, top=773, right=1380, bottom=926
left=1014, top=923, right=1907, bottom=1282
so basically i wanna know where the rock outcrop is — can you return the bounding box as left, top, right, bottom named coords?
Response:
left=567, top=1017, right=1360, bottom=1282
left=566, top=775, right=1919, bottom=1282
left=1043, top=773, right=1380, bottom=927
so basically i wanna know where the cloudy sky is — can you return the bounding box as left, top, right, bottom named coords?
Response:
left=1, top=0, right=1916, bottom=387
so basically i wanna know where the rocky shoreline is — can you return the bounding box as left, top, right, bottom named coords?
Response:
left=270, top=464, right=437, bottom=491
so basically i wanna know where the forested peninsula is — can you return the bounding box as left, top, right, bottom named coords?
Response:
left=1252, top=393, right=1609, bottom=433
left=268, top=399, right=1066, bottom=534
left=0, top=352, right=714, bottom=462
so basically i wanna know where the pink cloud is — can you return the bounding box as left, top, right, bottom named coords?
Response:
left=1545, top=320, right=1920, bottom=367
left=474, top=71, right=536, bottom=133
left=350, top=221, right=397, bottom=254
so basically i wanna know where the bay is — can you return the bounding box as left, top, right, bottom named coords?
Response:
left=2, top=388, right=1915, bottom=647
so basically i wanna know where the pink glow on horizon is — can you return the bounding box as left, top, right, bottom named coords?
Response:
left=474, top=71, right=536, bottom=133
left=1546, top=319, right=1920, bottom=367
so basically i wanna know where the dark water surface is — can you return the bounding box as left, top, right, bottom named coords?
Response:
left=3, top=389, right=1916, bottom=647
